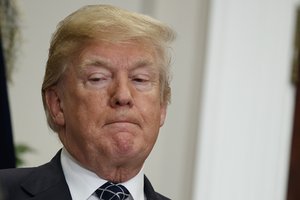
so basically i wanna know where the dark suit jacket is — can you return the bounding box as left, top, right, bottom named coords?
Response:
left=0, top=151, right=170, bottom=200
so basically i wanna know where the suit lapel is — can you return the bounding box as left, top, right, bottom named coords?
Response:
left=20, top=150, right=72, bottom=200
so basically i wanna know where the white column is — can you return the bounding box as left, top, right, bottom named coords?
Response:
left=192, top=0, right=298, bottom=200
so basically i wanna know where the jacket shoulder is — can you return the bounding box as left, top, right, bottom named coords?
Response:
left=0, top=150, right=71, bottom=200
left=0, top=167, right=36, bottom=183
left=0, top=166, right=43, bottom=199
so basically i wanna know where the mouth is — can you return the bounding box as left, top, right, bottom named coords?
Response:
left=104, top=117, right=141, bottom=128
left=103, top=121, right=141, bottom=135
left=106, top=121, right=137, bottom=126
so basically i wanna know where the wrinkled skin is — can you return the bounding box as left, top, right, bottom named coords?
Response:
left=45, top=41, right=167, bottom=182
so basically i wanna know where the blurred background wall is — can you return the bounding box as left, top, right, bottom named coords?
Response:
left=7, top=0, right=300, bottom=199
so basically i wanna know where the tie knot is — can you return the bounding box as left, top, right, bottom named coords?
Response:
left=96, top=182, right=130, bottom=200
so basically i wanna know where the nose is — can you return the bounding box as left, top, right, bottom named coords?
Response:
left=110, top=77, right=134, bottom=108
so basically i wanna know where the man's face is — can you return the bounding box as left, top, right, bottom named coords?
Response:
left=47, top=41, right=167, bottom=179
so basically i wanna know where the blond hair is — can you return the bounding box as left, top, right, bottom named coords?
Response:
left=41, top=4, right=175, bottom=131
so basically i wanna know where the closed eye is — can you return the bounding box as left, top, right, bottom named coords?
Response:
left=131, top=75, right=151, bottom=84
left=85, top=73, right=112, bottom=89
left=132, top=78, right=148, bottom=83
left=89, top=77, right=106, bottom=82
left=130, top=75, right=154, bottom=91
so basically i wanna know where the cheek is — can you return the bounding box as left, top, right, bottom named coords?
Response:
left=70, top=88, right=105, bottom=110
left=64, top=91, right=107, bottom=130
left=141, top=103, right=163, bottom=136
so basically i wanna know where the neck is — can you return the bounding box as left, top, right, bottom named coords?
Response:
left=94, top=165, right=143, bottom=183
left=65, top=147, right=144, bottom=183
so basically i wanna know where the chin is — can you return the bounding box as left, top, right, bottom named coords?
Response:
left=111, top=132, right=137, bottom=152
left=113, top=143, right=148, bottom=162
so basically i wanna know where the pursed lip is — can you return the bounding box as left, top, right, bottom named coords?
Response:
left=104, top=117, right=141, bottom=128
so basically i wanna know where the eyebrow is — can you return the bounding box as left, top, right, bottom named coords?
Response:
left=78, top=57, right=156, bottom=71
left=79, top=57, right=110, bottom=68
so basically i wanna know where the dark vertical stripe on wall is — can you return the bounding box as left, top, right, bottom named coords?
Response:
left=0, top=35, right=16, bottom=169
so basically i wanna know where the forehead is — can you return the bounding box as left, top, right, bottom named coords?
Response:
left=73, top=40, right=159, bottom=70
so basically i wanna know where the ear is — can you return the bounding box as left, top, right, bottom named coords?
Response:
left=160, top=104, right=167, bottom=127
left=45, top=88, right=65, bottom=126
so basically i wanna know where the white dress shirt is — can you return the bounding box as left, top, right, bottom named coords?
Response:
left=60, top=148, right=145, bottom=200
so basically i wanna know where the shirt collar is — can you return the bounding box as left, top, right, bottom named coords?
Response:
left=60, top=148, right=144, bottom=200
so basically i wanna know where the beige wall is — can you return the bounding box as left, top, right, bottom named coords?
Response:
left=8, top=1, right=207, bottom=199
